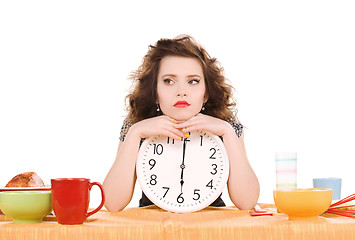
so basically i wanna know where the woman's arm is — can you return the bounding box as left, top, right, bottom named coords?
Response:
left=103, top=129, right=141, bottom=212
left=103, top=116, right=185, bottom=212
left=175, top=114, right=260, bottom=210
left=222, top=130, right=260, bottom=210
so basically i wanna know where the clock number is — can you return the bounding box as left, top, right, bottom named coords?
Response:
left=211, top=164, right=217, bottom=175
left=149, top=159, right=156, bottom=170
left=153, top=144, right=163, bottom=155
left=200, top=135, right=203, bottom=146
left=206, top=179, right=213, bottom=189
left=162, top=187, right=170, bottom=198
left=209, top=148, right=216, bottom=159
left=177, top=193, right=184, bottom=203
left=167, top=137, right=175, bottom=144
left=193, top=189, right=200, bottom=200
left=150, top=174, right=157, bottom=185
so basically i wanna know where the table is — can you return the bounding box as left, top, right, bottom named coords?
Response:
left=1, top=204, right=355, bottom=240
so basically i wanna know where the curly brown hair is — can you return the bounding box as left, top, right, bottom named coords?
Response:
left=126, top=35, right=237, bottom=124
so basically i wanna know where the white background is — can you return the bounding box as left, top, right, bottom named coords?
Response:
left=1, top=0, right=354, bottom=209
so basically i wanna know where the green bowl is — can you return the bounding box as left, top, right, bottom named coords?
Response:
left=0, top=191, right=52, bottom=223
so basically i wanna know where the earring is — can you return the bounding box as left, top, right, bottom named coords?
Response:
left=157, top=104, right=160, bottom=112
left=201, top=103, right=206, bottom=111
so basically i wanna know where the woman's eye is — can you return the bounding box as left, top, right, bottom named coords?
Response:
left=188, top=79, right=200, bottom=85
left=163, top=78, right=174, bottom=84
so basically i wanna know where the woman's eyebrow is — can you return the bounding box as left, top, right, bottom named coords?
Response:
left=187, top=74, right=201, bottom=78
left=161, top=74, right=177, bottom=78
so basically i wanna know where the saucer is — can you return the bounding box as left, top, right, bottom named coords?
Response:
left=0, top=186, right=51, bottom=192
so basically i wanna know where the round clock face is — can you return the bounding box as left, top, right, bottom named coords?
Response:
left=136, top=130, right=229, bottom=213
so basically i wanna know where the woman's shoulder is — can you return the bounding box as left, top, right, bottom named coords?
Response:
left=119, top=118, right=132, bottom=142
left=227, top=117, right=243, bottom=138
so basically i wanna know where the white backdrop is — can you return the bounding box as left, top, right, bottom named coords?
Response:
left=1, top=0, right=354, bottom=209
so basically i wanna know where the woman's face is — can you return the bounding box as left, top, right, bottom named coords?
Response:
left=157, top=56, right=208, bottom=121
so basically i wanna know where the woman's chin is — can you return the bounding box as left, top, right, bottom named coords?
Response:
left=163, top=108, right=201, bottom=121
left=167, top=114, right=194, bottom=122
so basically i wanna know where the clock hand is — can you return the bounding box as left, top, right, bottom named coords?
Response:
left=180, top=168, right=185, bottom=192
left=180, top=138, right=188, bottom=192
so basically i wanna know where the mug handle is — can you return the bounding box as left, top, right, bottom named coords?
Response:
left=85, top=182, right=105, bottom=218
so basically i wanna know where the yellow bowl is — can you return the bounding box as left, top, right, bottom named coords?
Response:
left=273, top=188, right=332, bottom=220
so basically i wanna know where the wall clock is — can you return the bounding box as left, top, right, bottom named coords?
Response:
left=136, top=130, right=229, bottom=213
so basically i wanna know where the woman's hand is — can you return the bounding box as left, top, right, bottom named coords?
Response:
left=174, top=113, right=234, bottom=137
left=128, top=115, right=185, bottom=141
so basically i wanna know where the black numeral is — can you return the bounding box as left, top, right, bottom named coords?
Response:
left=149, top=159, right=156, bottom=170
left=200, top=135, right=203, bottom=146
left=177, top=193, right=184, bottom=203
left=153, top=144, right=163, bottom=155
left=150, top=174, right=157, bottom=185
left=167, top=137, right=175, bottom=144
left=206, top=180, right=213, bottom=189
left=209, top=148, right=216, bottom=159
left=193, top=189, right=200, bottom=200
left=162, top=187, right=170, bottom=198
left=211, top=164, right=217, bottom=175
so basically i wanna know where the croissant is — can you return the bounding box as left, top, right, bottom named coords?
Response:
left=5, top=172, right=45, bottom=188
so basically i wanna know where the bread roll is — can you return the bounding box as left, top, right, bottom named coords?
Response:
left=5, top=172, right=45, bottom=187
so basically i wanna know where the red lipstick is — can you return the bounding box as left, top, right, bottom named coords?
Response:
left=173, top=101, right=190, bottom=108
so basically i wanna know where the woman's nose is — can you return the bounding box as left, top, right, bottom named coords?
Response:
left=177, top=92, right=187, bottom=97
left=177, top=84, right=187, bottom=97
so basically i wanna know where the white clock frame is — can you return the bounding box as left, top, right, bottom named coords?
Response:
left=136, top=130, right=230, bottom=213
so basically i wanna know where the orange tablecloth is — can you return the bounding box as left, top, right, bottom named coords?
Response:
left=1, top=204, right=355, bottom=240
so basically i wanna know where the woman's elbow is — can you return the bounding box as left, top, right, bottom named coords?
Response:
left=105, top=202, right=125, bottom=212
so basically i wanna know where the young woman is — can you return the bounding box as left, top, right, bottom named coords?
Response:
left=103, top=35, right=260, bottom=212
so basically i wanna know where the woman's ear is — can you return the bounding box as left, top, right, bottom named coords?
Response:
left=204, top=93, right=209, bottom=103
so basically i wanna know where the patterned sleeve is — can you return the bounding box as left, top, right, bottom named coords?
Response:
left=119, top=118, right=132, bottom=142
left=227, top=118, right=244, bottom=138
left=119, top=117, right=243, bottom=141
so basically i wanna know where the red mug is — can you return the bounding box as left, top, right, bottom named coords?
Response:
left=51, top=178, right=105, bottom=225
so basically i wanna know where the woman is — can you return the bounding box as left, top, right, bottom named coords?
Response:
left=103, top=35, right=260, bottom=212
